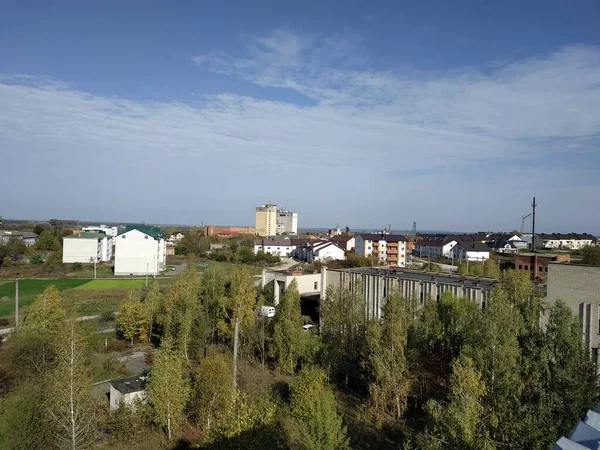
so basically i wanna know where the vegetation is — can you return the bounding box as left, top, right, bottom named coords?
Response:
left=0, top=267, right=596, bottom=449
left=581, top=245, right=600, bottom=265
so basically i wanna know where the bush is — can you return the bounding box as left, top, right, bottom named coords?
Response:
left=0, top=318, right=10, bottom=327
left=30, top=253, right=44, bottom=265
left=71, top=262, right=83, bottom=271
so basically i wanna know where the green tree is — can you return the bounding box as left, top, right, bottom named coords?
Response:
left=34, top=230, right=61, bottom=251
left=581, top=245, right=600, bottom=265
left=364, top=288, right=411, bottom=420
left=320, top=284, right=366, bottom=374
left=200, top=265, right=226, bottom=342
left=46, top=320, right=99, bottom=449
left=21, top=286, right=65, bottom=337
left=436, top=291, right=480, bottom=359
left=33, top=223, right=46, bottom=235
left=218, top=267, right=257, bottom=338
left=143, top=280, right=162, bottom=342
left=118, top=291, right=148, bottom=346
left=5, top=236, right=26, bottom=259
left=147, top=340, right=190, bottom=441
left=172, top=265, right=202, bottom=361
left=423, top=356, right=494, bottom=450
left=483, top=258, right=500, bottom=278
left=190, top=353, right=234, bottom=439
left=289, top=366, right=349, bottom=450
left=272, top=280, right=307, bottom=374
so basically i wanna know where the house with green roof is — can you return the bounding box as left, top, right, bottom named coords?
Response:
left=114, top=225, right=167, bottom=276
left=63, top=231, right=111, bottom=263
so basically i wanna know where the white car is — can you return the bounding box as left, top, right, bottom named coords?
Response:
left=302, top=324, right=315, bottom=331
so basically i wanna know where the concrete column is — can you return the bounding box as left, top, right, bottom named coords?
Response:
left=261, top=269, right=266, bottom=288
left=320, top=267, right=327, bottom=299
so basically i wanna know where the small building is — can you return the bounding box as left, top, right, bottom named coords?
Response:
left=204, top=225, right=256, bottom=237
left=415, top=238, right=458, bottom=259
left=538, top=233, right=598, bottom=250
left=486, top=233, right=527, bottom=253
left=452, top=238, right=490, bottom=262
left=261, top=269, right=324, bottom=305
left=553, top=403, right=600, bottom=449
left=515, top=253, right=570, bottom=278
left=297, top=241, right=346, bottom=262
left=62, top=232, right=111, bottom=263
left=328, top=235, right=355, bottom=252
left=168, top=232, right=185, bottom=241
left=109, top=375, right=147, bottom=411
left=114, top=226, right=167, bottom=276
left=0, top=230, right=38, bottom=247
left=254, top=238, right=296, bottom=257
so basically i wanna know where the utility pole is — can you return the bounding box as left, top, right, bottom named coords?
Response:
left=232, top=314, right=240, bottom=393
left=15, top=275, right=19, bottom=333
left=531, top=197, right=537, bottom=252
left=93, top=258, right=97, bottom=279
left=146, top=263, right=149, bottom=287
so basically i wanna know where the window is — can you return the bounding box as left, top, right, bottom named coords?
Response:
left=539, top=266, right=543, bottom=273
left=545, top=267, right=548, bottom=272
left=518, top=265, right=523, bottom=270
left=122, top=235, right=126, bottom=239
left=144, top=236, right=148, bottom=240
left=314, top=281, right=318, bottom=290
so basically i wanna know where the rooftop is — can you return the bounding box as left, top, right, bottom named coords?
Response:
left=119, top=225, right=166, bottom=240
left=64, top=231, right=106, bottom=240
left=109, top=375, right=146, bottom=394
left=358, top=233, right=407, bottom=242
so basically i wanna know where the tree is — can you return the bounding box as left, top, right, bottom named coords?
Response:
left=5, top=236, right=26, bottom=259
left=423, top=356, right=494, bottom=450
left=289, top=366, right=349, bottom=450
left=364, top=288, right=411, bottom=420
left=33, top=224, right=45, bottom=236
left=143, top=281, right=162, bottom=342
left=200, top=265, right=226, bottom=342
left=272, top=280, right=307, bottom=374
left=34, top=230, right=60, bottom=251
left=190, top=353, right=234, bottom=438
left=118, top=291, right=148, bottom=346
left=146, top=340, right=190, bottom=441
left=171, top=265, right=202, bottom=361
left=483, top=258, right=500, bottom=278
left=320, top=284, right=366, bottom=374
left=218, top=267, right=257, bottom=338
left=46, top=320, right=98, bottom=449
left=581, top=245, right=600, bottom=265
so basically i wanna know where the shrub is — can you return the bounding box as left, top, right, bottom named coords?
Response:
left=0, top=318, right=10, bottom=327
left=71, top=262, right=83, bottom=271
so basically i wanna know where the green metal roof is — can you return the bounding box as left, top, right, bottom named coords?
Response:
left=64, top=231, right=106, bottom=240
left=118, top=225, right=166, bottom=240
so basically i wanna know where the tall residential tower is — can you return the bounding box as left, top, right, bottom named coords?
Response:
left=255, top=204, right=277, bottom=236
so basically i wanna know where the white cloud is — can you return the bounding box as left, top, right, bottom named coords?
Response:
left=1, top=30, right=600, bottom=230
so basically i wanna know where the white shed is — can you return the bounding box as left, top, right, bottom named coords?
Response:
left=109, top=375, right=147, bottom=411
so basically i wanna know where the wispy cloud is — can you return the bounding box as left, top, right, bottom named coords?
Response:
left=1, top=28, right=600, bottom=230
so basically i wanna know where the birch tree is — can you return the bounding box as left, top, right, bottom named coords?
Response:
left=118, top=291, right=147, bottom=346
left=146, top=340, right=190, bottom=441
left=272, top=280, right=306, bottom=374
left=46, top=320, right=98, bottom=450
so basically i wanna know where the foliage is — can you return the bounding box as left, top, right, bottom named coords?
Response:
left=34, top=230, right=61, bottom=251
left=146, top=340, right=190, bottom=440
left=200, top=265, right=226, bottom=342
left=364, top=288, right=413, bottom=421
left=118, top=291, right=148, bottom=345
left=21, top=285, right=65, bottom=337
left=422, top=356, right=494, bottom=450
left=71, top=262, right=83, bottom=271
left=289, top=365, right=349, bottom=450
left=217, top=267, right=257, bottom=339
left=272, top=280, right=308, bottom=374
left=581, top=245, right=600, bottom=265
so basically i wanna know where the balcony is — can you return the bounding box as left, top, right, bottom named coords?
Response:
left=387, top=255, right=398, bottom=261
left=387, top=241, right=399, bottom=247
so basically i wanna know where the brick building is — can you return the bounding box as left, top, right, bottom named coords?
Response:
left=515, top=253, right=570, bottom=278
left=203, top=225, right=255, bottom=237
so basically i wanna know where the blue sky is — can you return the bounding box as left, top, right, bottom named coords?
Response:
left=1, top=0, right=599, bottom=232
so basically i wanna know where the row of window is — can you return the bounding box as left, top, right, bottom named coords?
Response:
left=518, top=264, right=548, bottom=272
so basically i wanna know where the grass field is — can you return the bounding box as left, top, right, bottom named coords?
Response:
left=0, top=278, right=150, bottom=319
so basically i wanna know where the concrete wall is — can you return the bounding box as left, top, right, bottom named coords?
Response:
left=547, top=263, right=600, bottom=352
left=62, top=238, right=100, bottom=263
left=109, top=385, right=147, bottom=411
left=115, top=229, right=162, bottom=275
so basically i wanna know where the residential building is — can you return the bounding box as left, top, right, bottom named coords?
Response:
left=168, top=231, right=185, bottom=241
left=355, top=233, right=407, bottom=267
left=254, top=238, right=296, bottom=257
left=276, top=209, right=298, bottom=234
left=297, top=241, right=346, bottom=262
left=0, top=230, right=38, bottom=247
left=329, top=234, right=355, bottom=252
left=547, top=262, right=600, bottom=370
left=515, top=253, right=570, bottom=278
left=62, top=232, right=111, bottom=263
left=415, top=238, right=458, bottom=259
left=82, top=225, right=118, bottom=237
left=538, top=233, right=598, bottom=250
left=255, top=204, right=278, bottom=237
left=109, top=375, right=147, bottom=411
left=451, top=237, right=490, bottom=262
left=204, top=225, right=256, bottom=237
left=114, top=226, right=167, bottom=276
left=486, top=233, right=527, bottom=253
left=324, top=267, right=497, bottom=320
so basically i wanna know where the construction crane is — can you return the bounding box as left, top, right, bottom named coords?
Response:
left=520, top=213, right=532, bottom=234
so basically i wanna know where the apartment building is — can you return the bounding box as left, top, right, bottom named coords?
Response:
left=62, top=231, right=111, bottom=263
left=114, top=226, right=167, bottom=276
left=276, top=209, right=298, bottom=234
left=355, top=233, right=407, bottom=267
left=255, top=204, right=278, bottom=237
left=538, top=233, right=597, bottom=250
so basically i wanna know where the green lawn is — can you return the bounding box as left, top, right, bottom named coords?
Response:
left=75, top=279, right=147, bottom=290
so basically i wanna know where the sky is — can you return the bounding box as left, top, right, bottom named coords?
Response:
left=1, top=1, right=599, bottom=233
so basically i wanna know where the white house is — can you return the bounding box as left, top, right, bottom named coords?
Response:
left=261, top=269, right=324, bottom=305
left=452, top=240, right=490, bottom=262
left=253, top=238, right=297, bottom=257
left=109, top=375, right=147, bottom=411
left=0, top=230, right=38, bottom=247
left=114, top=226, right=167, bottom=276
left=329, top=235, right=355, bottom=252
left=355, top=233, right=407, bottom=267
left=538, top=233, right=597, bottom=250
left=298, top=241, right=346, bottom=262
left=62, top=232, right=111, bottom=263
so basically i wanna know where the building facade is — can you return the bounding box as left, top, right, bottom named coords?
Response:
left=451, top=240, right=490, bottom=262
left=114, top=226, right=166, bottom=276
left=547, top=262, right=600, bottom=368
left=355, top=233, right=407, bottom=267
left=204, top=225, right=256, bottom=237
left=255, top=204, right=278, bottom=237
left=254, top=238, right=296, bottom=257
left=538, top=233, right=598, bottom=250
left=297, top=241, right=346, bottom=262
left=276, top=209, right=298, bottom=235
left=515, top=253, right=570, bottom=278
left=62, top=232, right=111, bottom=263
